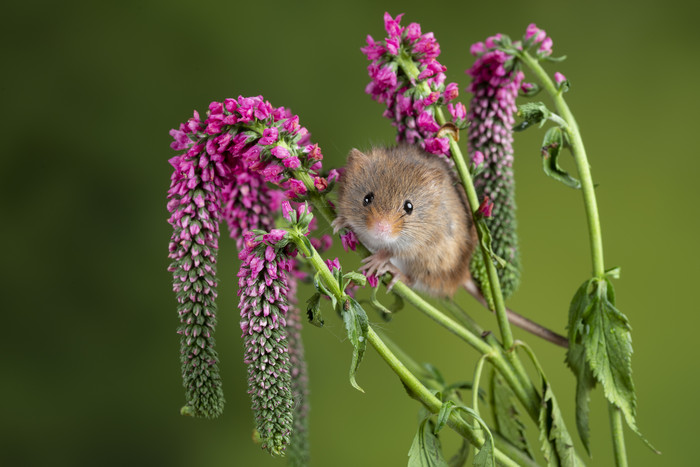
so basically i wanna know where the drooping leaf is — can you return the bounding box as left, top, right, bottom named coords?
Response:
left=305, top=292, right=324, bottom=328
left=516, top=342, right=583, bottom=466
left=490, top=371, right=532, bottom=459
left=541, top=126, right=581, bottom=189
left=342, top=271, right=367, bottom=291
left=538, top=381, right=582, bottom=467
left=435, top=401, right=455, bottom=434
left=343, top=298, right=369, bottom=393
left=408, top=416, right=449, bottom=467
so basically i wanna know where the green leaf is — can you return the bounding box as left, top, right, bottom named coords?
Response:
left=516, top=342, right=583, bottom=466
left=343, top=298, right=369, bottom=393
left=490, top=371, right=533, bottom=459
left=435, top=401, right=455, bottom=434
left=407, top=417, right=448, bottom=467
left=538, top=381, right=582, bottom=467
left=543, top=54, right=568, bottom=63
left=541, top=126, right=581, bottom=189
left=305, top=293, right=324, bottom=328
left=582, top=279, right=638, bottom=429
left=342, top=271, right=367, bottom=291
left=514, top=102, right=552, bottom=131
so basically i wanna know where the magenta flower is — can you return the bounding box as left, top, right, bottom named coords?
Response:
left=471, top=150, right=485, bottom=167
left=325, top=257, right=341, bottom=273
left=478, top=196, right=494, bottom=218
left=466, top=34, right=524, bottom=297
left=362, top=12, right=461, bottom=158
left=554, top=72, right=567, bottom=85
left=340, top=230, right=358, bottom=252
left=238, top=230, right=295, bottom=456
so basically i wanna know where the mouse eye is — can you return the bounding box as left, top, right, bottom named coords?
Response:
left=403, top=200, right=413, bottom=215
left=363, top=192, right=374, bottom=206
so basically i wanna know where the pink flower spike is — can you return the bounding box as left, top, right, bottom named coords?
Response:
left=271, top=146, right=290, bottom=159
left=478, top=196, right=494, bottom=218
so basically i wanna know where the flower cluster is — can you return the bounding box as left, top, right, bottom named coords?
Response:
left=238, top=230, right=295, bottom=456
left=523, top=23, right=553, bottom=57
left=362, top=12, right=464, bottom=157
left=466, top=34, right=525, bottom=299
left=168, top=96, right=331, bottom=422
left=167, top=136, right=227, bottom=418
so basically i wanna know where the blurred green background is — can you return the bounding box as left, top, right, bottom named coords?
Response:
left=3, top=0, right=698, bottom=465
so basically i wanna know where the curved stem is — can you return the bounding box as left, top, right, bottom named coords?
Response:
left=519, top=52, right=605, bottom=278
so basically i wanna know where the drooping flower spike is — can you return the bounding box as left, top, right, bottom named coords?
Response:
left=466, top=33, right=525, bottom=299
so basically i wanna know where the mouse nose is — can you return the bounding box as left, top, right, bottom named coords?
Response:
left=373, top=220, right=393, bottom=236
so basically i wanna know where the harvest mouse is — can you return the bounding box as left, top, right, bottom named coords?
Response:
left=332, top=145, right=568, bottom=348
left=333, top=145, right=477, bottom=297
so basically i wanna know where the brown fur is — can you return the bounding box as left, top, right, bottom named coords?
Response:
left=335, top=145, right=477, bottom=297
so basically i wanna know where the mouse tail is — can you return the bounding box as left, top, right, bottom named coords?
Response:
left=462, top=279, right=569, bottom=348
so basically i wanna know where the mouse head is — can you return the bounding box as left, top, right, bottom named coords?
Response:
left=336, top=147, right=446, bottom=252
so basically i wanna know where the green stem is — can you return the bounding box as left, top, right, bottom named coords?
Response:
left=366, top=327, right=521, bottom=467
left=520, top=52, right=605, bottom=278
left=608, top=405, right=628, bottom=467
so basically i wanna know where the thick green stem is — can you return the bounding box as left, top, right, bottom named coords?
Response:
left=520, top=52, right=605, bottom=278
left=608, top=405, right=628, bottom=467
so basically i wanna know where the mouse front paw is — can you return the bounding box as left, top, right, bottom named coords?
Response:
left=360, top=251, right=408, bottom=290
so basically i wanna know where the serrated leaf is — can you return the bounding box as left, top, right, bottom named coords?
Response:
left=541, top=126, right=581, bottom=189
left=538, top=381, right=582, bottom=467
left=343, top=298, right=368, bottom=393
left=583, top=279, right=637, bottom=430
left=305, top=293, right=324, bottom=328
left=490, top=371, right=533, bottom=459
left=408, top=416, right=449, bottom=467
left=516, top=342, right=583, bottom=466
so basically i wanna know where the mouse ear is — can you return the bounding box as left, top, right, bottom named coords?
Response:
left=347, top=148, right=368, bottom=165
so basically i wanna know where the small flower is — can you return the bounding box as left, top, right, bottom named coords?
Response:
left=288, top=179, right=307, bottom=196
left=444, top=82, right=459, bottom=102
left=281, top=200, right=293, bottom=222
left=259, top=127, right=279, bottom=145
left=325, top=257, right=341, bottom=272
left=283, top=157, right=301, bottom=169
left=471, top=150, right=485, bottom=167
left=340, top=230, right=358, bottom=252
left=478, top=196, right=494, bottom=218
left=327, top=169, right=340, bottom=183
left=271, top=146, right=290, bottom=159
left=364, top=272, right=379, bottom=288
left=554, top=72, right=566, bottom=85
left=313, top=176, right=328, bottom=192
